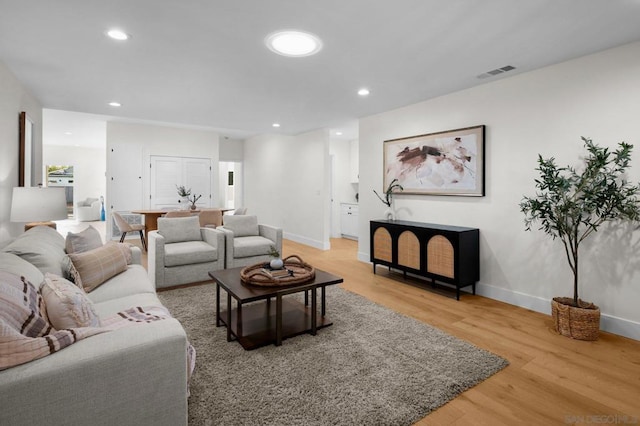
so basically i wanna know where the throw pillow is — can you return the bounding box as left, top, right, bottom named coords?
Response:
left=222, top=215, right=259, bottom=237
left=65, top=225, right=103, bottom=254
left=40, top=273, right=101, bottom=329
left=68, top=242, right=132, bottom=292
left=0, top=270, right=105, bottom=370
left=157, top=215, right=202, bottom=243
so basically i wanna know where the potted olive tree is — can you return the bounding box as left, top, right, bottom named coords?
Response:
left=520, top=137, right=640, bottom=340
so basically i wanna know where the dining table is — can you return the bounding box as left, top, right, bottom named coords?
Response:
left=131, top=208, right=233, bottom=238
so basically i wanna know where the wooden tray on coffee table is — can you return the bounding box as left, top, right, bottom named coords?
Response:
left=240, top=255, right=315, bottom=286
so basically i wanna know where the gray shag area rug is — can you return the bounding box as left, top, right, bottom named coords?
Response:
left=158, top=283, right=508, bottom=426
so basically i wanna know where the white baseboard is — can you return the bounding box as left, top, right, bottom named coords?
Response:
left=477, top=283, right=640, bottom=341
left=284, top=232, right=329, bottom=250
left=354, top=256, right=639, bottom=341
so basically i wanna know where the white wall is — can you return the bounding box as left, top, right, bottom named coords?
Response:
left=244, top=129, right=331, bottom=249
left=219, top=137, right=244, bottom=162
left=106, top=121, right=220, bottom=207
left=0, top=61, right=42, bottom=241
left=43, top=145, right=106, bottom=212
left=358, top=41, right=640, bottom=339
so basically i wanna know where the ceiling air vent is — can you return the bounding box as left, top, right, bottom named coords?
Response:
left=476, top=65, right=517, bottom=79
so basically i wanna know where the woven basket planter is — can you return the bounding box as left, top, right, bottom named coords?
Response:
left=551, top=297, right=600, bottom=341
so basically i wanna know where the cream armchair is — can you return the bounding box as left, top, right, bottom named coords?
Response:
left=218, top=215, right=282, bottom=268
left=76, top=197, right=101, bottom=222
left=148, top=215, right=225, bottom=288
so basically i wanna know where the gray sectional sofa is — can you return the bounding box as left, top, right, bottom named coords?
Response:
left=0, top=226, right=188, bottom=426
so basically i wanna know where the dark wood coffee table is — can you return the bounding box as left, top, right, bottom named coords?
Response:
left=209, top=267, right=343, bottom=350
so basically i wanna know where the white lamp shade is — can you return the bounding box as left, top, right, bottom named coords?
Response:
left=10, top=187, right=68, bottom=223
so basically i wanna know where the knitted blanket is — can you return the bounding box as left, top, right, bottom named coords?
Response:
left=0, top=271, right=105, bottom=370
left=1, top=271, right=194, bottom=378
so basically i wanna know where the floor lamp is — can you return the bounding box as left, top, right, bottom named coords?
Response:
left=10, top=186, right=69, bottom=231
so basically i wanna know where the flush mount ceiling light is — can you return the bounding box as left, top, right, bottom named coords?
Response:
left=265, top=30, right=322, bottom=57
left=106, top=28, right=130, bottom=41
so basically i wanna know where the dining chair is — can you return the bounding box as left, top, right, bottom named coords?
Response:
left=164, top=210, right=192, bottom=218
left=112, top=211, right=147, bottom=251
left=198, top=208, right=223, bottom=228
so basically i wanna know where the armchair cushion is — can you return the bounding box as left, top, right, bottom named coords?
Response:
left=164, top=241, right=218, bottom=267
left=222, top=215, right=259, bottom=237
left=233, top=236, right=274, bottom=258
left=158, top=216, right=202, bottom=243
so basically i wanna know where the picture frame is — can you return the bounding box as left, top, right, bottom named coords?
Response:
left=383, top=125, right=485, bottom=196
left=19, top=111, right=34, bottom=187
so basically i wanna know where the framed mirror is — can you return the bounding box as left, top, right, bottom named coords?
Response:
left=19, top=111, right=34, bottom=187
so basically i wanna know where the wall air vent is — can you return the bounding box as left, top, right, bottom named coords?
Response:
left=476, top=65, right=517, bottom=79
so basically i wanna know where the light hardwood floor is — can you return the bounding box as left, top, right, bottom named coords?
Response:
left=94, top=228, right=639, bottom=425
left=283, top=238, right=640, bottom=425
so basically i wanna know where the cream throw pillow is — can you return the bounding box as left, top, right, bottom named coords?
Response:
left=68, top=242, right=132, bottom=292
left=158, top=215, right=202, bottom=243
left=41, top=273, right=101, bottom=329
left=222, top=215, right=259, bottom=237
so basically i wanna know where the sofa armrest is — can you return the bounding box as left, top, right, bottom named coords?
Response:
left=217, top=226, right=235, bottom=268
left=0, top=320, right=188, bottom=426
left=259, top=224, right=283, bottom=254
left=130, top=245, right=142, bottom=265
left=201, top=227, right=225, bottom=271
left=148, top=231, right=166, bottom=288
left=200, top=227, right=224, bottom=248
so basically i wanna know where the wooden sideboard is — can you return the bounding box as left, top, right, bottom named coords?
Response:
left=370, top=220, right=479, bottom=300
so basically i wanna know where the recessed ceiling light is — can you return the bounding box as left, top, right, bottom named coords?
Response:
left=108, top=101, right=121, bottom=107
left=106, top=29, right=130, bottom=41
left=272, top=123, right=281, bottom=128
left=336, top=131, right=343, bottom=136
left=358, top=88, right=370, bottom=96
left=265, top=30, right=322, bottom=57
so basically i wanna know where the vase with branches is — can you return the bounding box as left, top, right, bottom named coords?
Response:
left=374, top=178, right=404, bottom=220
left=188, top=194, right=202, bottom=210
left=520, top=137, right=640, bottom=339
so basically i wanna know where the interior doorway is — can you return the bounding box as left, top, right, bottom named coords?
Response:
left=218, top=162, right=243, bottom=209
left=47, top=165, right=74, bottom=218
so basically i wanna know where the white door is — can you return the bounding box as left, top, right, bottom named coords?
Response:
left=150, top=157, right=182, bottom=208
left=108, top=144, right=143, bottom=212
left=184, top=158, right=211, bottom=208
left=150, top=156, right=211, bottom=209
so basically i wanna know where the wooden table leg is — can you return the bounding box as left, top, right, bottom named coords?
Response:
left=276, top=294, right=283, bottom=346
left=216, top=283, right=221, bottom=327
left=226, top=292, right=232, bottom=342
left=311, top=287, right=317, bottom=336
left=237, top=302, right=243, bottom=339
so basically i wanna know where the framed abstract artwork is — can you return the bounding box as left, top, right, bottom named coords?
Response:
left=383, top=125, right=485, bottom=196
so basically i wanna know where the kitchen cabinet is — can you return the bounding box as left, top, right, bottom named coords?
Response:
left=341, top=203, right=359, bottom=240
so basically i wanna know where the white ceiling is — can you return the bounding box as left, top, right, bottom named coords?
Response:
left=2, top=0, right=640, bottom=145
